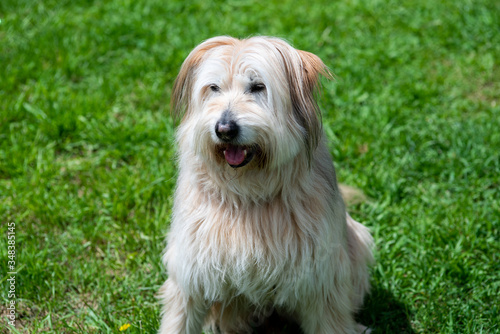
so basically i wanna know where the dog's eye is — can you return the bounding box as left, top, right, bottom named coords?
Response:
left=250, top=83, right=266, bottom=94
left=209, top=84, right=221, bottom=92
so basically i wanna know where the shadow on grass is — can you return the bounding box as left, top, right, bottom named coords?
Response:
left=250, top=285, right=413, bottom=334
left=357, top=285, right=415, bottom=334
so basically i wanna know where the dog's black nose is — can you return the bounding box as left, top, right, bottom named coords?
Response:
left=215, top=119, right=239, bottom=142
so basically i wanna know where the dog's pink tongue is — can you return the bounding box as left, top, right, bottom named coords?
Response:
left=224, top=145, right=245, bottom=166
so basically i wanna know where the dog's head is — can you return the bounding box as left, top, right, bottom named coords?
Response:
left=171, top=36, right=331, bottom=170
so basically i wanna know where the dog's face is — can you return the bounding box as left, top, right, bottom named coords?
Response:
left=171, top=36, right=331, bottom=170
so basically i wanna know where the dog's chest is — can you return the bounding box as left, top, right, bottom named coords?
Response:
left=182, top=203, right=316, bottom=303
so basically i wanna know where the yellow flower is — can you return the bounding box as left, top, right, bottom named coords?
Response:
left=119, top=323, right=131, bottom=331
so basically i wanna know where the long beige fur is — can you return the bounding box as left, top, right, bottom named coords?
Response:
left=159, top=36, right=374, bottom=334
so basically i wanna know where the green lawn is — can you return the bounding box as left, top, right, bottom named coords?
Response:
left=1, top=0, right=499, bottom=333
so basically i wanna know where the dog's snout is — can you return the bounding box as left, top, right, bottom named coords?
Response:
left=215, top=118, right=239, bottom=142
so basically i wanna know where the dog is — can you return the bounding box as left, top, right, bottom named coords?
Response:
left=159, top=36, right=374, bottom=334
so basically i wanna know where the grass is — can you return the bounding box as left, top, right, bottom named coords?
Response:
left=1, top=0, right=499, bottom=333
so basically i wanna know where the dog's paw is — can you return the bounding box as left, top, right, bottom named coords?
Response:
left=356, top=323, right=372, bottom=334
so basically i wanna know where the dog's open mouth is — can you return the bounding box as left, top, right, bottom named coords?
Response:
left=221, top=144, right=256, bottom=168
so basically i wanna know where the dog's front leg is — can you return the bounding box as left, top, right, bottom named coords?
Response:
left=158, top=278, right=209, bottom=334
left=297, top=296, right=359, bottom=334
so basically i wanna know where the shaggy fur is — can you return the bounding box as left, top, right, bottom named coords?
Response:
left=159, top=36, right=374, bottom=334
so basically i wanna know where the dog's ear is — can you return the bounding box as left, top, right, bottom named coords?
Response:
left=269, top=37, right=332, bottom=159
left=292, top=49, right=332, bottom=159
left=171, top=36, right=237, bottom=121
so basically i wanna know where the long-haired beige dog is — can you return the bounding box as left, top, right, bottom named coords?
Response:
left=159, top=36, right=374, bottom=334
